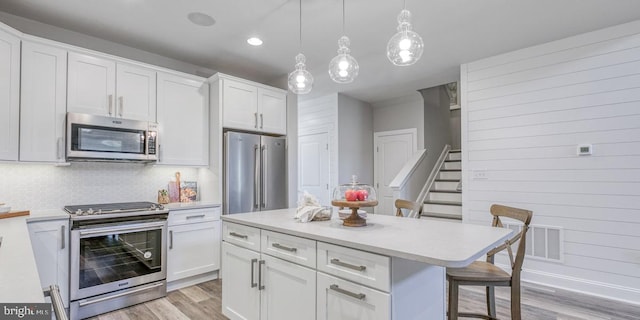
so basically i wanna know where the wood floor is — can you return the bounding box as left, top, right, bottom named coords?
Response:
left=90, top=279, right=639, bottom=320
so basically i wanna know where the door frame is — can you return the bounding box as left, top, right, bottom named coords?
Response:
left=373, top=128, right=418, bottom=214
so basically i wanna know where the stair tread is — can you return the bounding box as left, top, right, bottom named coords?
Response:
left=435, top=179, right=460, bottom=182
left=449, top=149, right=461, bottom=153
left=430, top=190, right=462, bottom=193
left=440, top=169, right=461, bottom=172
left=445, top=160, right=461, bottom=163
left=421, top=212, right=462, bottom=220
left=424, top=200, right=462, bottom=206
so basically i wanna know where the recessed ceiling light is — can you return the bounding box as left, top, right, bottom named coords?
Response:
left=187, top=12, right=216, bottom=27
left=247, top=37, right=263, bottom=46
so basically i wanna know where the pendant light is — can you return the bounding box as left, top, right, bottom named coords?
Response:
left=288, top=0, right=313, bottom=94
left=328, top=0, right=359, bottom=83
left=387, top=0, right=424, bottom=66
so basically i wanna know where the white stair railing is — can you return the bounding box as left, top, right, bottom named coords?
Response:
left=389, top=149, right=428, bottom=217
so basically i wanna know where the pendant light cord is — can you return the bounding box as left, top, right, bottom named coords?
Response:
left=342, top=0, right=345, bottom=34
left=403, top=0, right=406, bottom=9
left=299, top=0, right=302, bottom=51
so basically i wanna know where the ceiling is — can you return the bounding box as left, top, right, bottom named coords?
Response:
left=1, top=0, right=640, bottom=103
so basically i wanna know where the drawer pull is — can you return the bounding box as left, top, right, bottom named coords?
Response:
left=272, top=243, right=297, bottom=252
left=258, top=260, right=266, bottom=290
left=329, top=284, right=366, bottom=300
left=229, top=232, right=248, bottom=239
left=186, top=214, right=206, bottom=220
left=330, top=258, right=366, bottom=271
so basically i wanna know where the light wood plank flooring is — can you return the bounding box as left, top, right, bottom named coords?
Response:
left=90, top=279, right=639, bottom=319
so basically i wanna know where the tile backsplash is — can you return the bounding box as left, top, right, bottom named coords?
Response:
left=0, top=162, right=210, bottom=210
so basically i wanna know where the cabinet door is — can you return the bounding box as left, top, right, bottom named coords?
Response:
left=167, top=220, right=220, bottom=282
left=116, top=63, right=156, bottom=121
left=257, top=88, right=287, bottom=135
left=317, top=272, right=390, bottom=320
left=20, top=41, right=67, bottom=162
left=222, top=79, right=258, bottom=131
left=67, top=52, right=116, bottom=116
left=0, top=28, right=20, bottom=161
left=260, top=254, right=316, bottom=320
left=222, top=242, right=260, bottom=320
left=157, top=72, right=209, bottom=166
left=28, top=220, right=70, bottom=307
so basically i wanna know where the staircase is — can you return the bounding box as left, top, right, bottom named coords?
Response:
left=422, top=149, right=462, bottom=220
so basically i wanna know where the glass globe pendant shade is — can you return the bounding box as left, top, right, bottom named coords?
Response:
left=288, top=53, right=314, bottom=94
left=387, top=9, right=424, bottom=66
left=329, top=36, right=359, bottom=84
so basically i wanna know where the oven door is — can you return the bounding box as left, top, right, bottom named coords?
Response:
left=70, top=220, right=167, bottom=301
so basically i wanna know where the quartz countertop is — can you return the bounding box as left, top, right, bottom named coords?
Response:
left=165, top=201, right=221, bottom=211
left=222, top=209, right=512, bottom=268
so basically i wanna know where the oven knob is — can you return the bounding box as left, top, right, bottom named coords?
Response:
left=144, top=251, right=152, bottom=259
left=87, top=208, right=94, bottom=215
left=75, top=209, right=84, bottom=215
left=150, top=204, right=157, bottom=210
left=158, top=204, right=164, bottom=210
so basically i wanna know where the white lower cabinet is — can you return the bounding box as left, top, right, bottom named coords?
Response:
left=317, top=272, right=390, bottom=320
left=167, top=207, right=221, bottom=289
left=221, top=241, right=316, bottom=320
left=27, top=219, right=70, bottom=307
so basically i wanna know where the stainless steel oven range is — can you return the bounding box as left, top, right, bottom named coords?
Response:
left=64, top=202, right=168, bottom=320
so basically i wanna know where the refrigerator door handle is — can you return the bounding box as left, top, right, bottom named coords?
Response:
left=262, top=144, right=267, bottom=209
left=254, top=144, right=260, bottom=209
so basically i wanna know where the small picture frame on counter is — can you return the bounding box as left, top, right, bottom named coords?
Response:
left=180, top=181, right=198, bottom=202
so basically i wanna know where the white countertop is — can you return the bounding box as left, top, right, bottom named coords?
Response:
left=165, top=201, right=221, bottom=211
left=222, top=209, right=512, bottom=268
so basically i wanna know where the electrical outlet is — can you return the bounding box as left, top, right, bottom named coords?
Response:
left=472, top=169, right=488, bottom=180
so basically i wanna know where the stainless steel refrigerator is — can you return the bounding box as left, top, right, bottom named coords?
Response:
left=224, top=131, right=287, bottom=214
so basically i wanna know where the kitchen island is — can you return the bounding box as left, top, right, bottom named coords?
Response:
left=221, top=209, right=512, bottom=320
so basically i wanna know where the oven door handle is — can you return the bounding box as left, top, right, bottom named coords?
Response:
left=78, top=221, right=166, bottom=237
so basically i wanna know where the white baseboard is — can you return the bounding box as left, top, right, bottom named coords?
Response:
left=167, top=270, right=219, bottom=292
left=494, top=263, right=640, bottom=306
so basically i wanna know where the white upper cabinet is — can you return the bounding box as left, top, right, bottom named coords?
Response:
left=0, top=28, right=20, bottom=161
left=258, top=88, right=287, bottom=135
left=218, top=75, right=287, bottom=135
left=68, top=52, right=156, bottom=121
left=67, top=52, right=116, bottom=116
left=116, top=63, right=157, bottom=121
left=222, top=79, right=258, bottom=131
left=157, top=72, right=209, bottom=166
left=20, top=41, right=67, bottom=163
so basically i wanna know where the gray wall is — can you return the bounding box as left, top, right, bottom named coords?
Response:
left=372, top=93, right=424, bottom=149
left=420, top=86, right=451, bottom=174
left=337, top=94, right=374, bottom=185
left=450, top=109, right=461, bottom=150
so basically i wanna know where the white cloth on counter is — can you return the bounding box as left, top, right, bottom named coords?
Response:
left=295, top=191, right=332, bottom=222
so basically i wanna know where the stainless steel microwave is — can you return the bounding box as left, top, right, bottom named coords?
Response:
left=66, top=113, right=158, bottom=162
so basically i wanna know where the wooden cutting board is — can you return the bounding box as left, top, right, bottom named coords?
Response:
left=0, top=210, right=30, bottom=219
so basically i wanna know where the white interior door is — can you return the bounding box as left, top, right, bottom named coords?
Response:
left=298, top=132, right=330, bottom=206
left=373, top=129, right=417, bottom=215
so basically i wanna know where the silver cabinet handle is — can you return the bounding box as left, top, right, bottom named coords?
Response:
left=118, top=96, right=124, bottom=117
left=258, top=260, right=265, bottom=290
left=330, top=258, right=366, bottom=271
left=229, top=232, right=248, bottom=239
left=272, top=243, right=297, bottom=252
left=329, top=284, right=366, bottom=300
left=57, top=137, right=64, bottom=160
left=108, top=94, right=113, bottom=115
left=254, top=112, right=259, bottom=128
left=157, top=144, right=161, bottom=162
left=186, top=214, right=205, bottom=220
left=60, top=225, right=65, bottom=250
left=44, top=285, right=69, bottom=320
left=169, top=230, right=173, bottom=249
left=250, top=258, right=258, bottom=288
left=260, top=113, right=264, bottom=129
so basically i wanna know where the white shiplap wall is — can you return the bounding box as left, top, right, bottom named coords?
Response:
left=461, top=20, right=640, bottom=304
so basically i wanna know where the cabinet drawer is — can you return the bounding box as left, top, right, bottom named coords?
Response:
left=169, top=207, right=220, bottom=226
left=261, top=230, right=316, bottom=268
left=317, top=242, right=390, bottom=292
left=317, top=272, right=390, bottom=320
left=222, top=222, right=260, bottom=251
